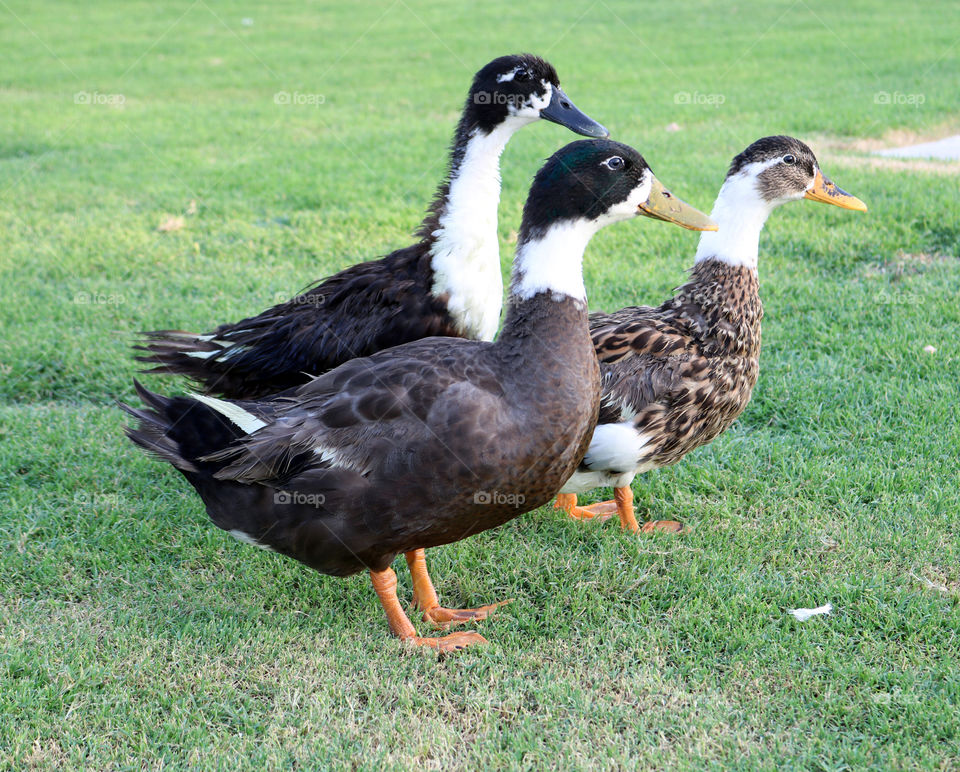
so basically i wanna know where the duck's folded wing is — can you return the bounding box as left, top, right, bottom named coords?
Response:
left=137, top=247, right=461, bottom=399
left=597, top=353, right=709, bottom=425
left=589, top=304, right=711, bottom=425
left=202, top=340, right=496, bottom=487
left=589, top=305, right=696, bottom=365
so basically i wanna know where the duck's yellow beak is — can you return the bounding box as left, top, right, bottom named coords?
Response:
left=804, top=170, right=868, bottom=212
left=638, top=176, right=718, bottom=231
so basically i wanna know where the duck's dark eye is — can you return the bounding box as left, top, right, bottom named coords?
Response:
left=514, top=68, right=532, bottom=82
left=603, top=156, right=625, bottom=171
left=783, top=154, right=796, bottom=165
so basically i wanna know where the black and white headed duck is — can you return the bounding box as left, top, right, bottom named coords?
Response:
left=124, top=139, right=716, bottom=652
left=555, top=136, right=867, bottom=533
left=136, top=54, right=609, bottom=399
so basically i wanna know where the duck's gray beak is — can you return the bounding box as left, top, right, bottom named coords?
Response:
left=540, top=85, right=609, bottom=138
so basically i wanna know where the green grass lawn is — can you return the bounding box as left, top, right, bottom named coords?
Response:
left=2, top=0, right=959, bottom=768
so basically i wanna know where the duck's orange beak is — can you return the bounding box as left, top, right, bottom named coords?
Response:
left=804, top=170, right=868, bottom=212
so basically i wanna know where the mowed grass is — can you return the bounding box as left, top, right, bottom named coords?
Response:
left=2, top=0, right=959, bottom=768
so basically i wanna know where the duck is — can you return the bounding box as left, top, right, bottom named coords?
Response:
left=554, top=136, right=867, bottom=533
left=123, top=139, right=717, bottom=651
left=136, top=54, right=609, bottom=399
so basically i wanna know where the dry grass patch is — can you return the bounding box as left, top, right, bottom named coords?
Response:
left=862, top=250, right=957, bottom=279
left=808, top=124, right=960, bottom=175
left=911, top=566, right=960, bottom=596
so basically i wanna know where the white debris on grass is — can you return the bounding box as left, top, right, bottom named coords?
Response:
left=923, top=345, right=937, bottom=354
left=788, top=603, right=833, bottom=621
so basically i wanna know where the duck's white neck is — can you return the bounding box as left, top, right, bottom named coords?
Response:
left=694, top=173, right=777, bottom=271
left=429, top=121, right=528, bottom=341
left=511, top=219, right=599, bottom=306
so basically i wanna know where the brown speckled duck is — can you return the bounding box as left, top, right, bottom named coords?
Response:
left=136, top=54, right=608, bottom=399
left=123, top=140, right=717, bottom=652
left=554, top=136, right=867, bottom=533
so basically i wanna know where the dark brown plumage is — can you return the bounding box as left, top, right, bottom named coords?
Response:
left=130, top=295, right=599, bottom=577
left=137, top=248, right=462, bottom=398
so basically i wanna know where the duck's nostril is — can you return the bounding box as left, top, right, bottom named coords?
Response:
left=561, top=100, right=570, bottom=109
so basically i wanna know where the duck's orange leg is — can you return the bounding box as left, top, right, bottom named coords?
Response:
left=614, top=486, right=684, bottom=533
left=369, top=567, right=487, bottom=652
left=404, top=549, right=511, bottom=629
left=556, top=489, right=685, bottom=533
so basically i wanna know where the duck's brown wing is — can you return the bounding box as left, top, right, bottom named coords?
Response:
left=136, top=245, right=463, bottom=399
left=589, top=304, right=700, bottom=365
left=589, top=305, right=705, bottom=428
left=203, top=337, right=504, bottom=487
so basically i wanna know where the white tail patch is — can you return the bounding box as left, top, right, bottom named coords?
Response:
left=582, top=423, right=652, bottom=476
left=560, top=467, right=637, bottom=495
left=228, top=529, right=274, bottom=552
left=215, top=345, right=247, bottom=361
left=190, top=393, right=267, bottom=434
left=185, top=340, right=242, bottom=360
left=560, top=424, right=654, bottom=494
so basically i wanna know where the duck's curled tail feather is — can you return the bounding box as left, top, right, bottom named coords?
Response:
left=120, top=380, right=248, bottom=475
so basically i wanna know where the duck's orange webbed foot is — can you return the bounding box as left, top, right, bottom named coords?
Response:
left=554, top=493, right=617, bottom=522
left=613, top=487, right=687, bottom=534
left=369, top=567, right=489, bottom=653
left=640, top=519, right=686, bottom=533
left=557, top=488, right=687, bottom=534
left=420, top=599, right=512, bottom=628
left=409, top=630, right=489, bottom=652
left=405, top=549, right=511, bottom=630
